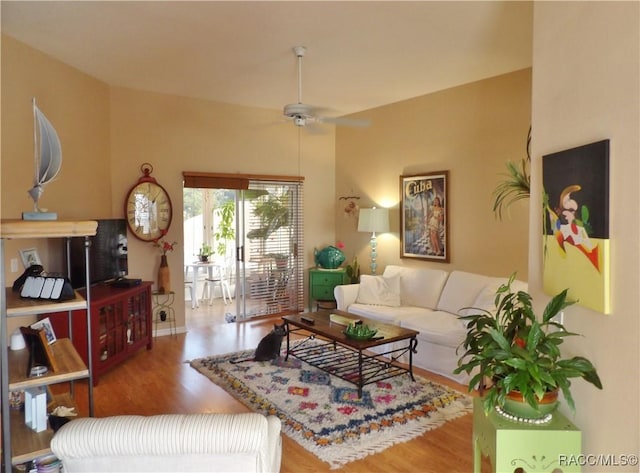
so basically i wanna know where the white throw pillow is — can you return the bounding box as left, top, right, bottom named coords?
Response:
left=356, top=274, right=401, bottom=307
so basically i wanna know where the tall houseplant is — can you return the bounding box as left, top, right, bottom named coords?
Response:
left=246, top=193, right=290, bottom=240
left=454, top=274, right=602, bottom=417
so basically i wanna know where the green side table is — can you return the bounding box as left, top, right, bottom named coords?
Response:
left=308, top=268, right=348, bottom=312
left=473, top=397, right=582, bottom=473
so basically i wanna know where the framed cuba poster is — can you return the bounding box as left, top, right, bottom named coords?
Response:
left=400, top=171, right=449, bottom=262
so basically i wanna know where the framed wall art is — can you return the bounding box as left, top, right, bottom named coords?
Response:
left=542, top=139, right=610, bottom=314
left=400, top=171, right=449, bottom=262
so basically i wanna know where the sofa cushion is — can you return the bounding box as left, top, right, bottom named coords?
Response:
left=382, top=265, right=449, bottom=309
left=347, top=303, right=431, bottom=325
left=355, top=274, right=401, bottom=307
left=399, top=311, right=467, bottom=347
left=458, top=277, right=529, bottom=319
left=436, top=270, right=503, bottom=315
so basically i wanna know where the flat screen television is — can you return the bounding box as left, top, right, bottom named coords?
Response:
left=67, top=219, right=128, bottom=288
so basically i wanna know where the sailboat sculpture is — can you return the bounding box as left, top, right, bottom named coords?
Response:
left=22, top=98, right=62, bottom=221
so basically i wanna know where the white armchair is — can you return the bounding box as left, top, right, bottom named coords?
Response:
left=51, top=413, right=282, bottom=472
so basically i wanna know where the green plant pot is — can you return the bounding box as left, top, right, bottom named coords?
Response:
left=502, top=390, right=559, bottom=419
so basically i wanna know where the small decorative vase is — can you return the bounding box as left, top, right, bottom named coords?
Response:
left=158, top=254, right=171, bottom=293
left=314, top=246, right=346, bottom=269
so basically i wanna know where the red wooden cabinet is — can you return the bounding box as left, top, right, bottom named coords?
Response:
left=48, top=282, right=153, bottom=385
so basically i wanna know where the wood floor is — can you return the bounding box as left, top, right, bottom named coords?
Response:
left=69, top=302, right=478, bottom=473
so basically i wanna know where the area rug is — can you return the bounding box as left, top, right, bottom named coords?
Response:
left=189, top=340, right=472, bottom=469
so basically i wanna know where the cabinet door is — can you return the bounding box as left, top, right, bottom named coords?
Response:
left=98, top=301, right=126, bottom=365
left=126, top=288, right=150, bottom=350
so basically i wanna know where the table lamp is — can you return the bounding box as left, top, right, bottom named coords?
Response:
left=357, top=207, right=390, bottom=275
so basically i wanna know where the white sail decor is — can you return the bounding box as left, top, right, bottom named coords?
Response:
left=22, top=98, right=62, bottom=221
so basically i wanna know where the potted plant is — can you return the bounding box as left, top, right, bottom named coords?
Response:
left=198, top=244, right=213, bottom=262
left=345, top=256, right=360, bottom=284
left=454, top=273, right=602, bottom=419
left=492, top=126, right=531, bottom=220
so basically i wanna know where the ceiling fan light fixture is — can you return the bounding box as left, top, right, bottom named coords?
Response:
left=284, top=102, right=314, bottom=127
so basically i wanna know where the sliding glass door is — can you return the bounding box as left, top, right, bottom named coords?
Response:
left=183, top=173, right=304, bottom=322
left=237, top=181, right=303, bottom=320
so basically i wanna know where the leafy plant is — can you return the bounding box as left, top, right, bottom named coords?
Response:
left=492, top=127, right=531, bottom=220
left=246, top=192, right=291, bottom=240
left=454, top=273, right=602, bottom=415
left=213, top=200, right=235, bottom=256
left=345, top=257, right=360, bottom=284
left=198, top=244, right=213, bottom=258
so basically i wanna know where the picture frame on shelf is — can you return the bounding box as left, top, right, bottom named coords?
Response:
left=19, top=247, right=42, bottom=269
left=19, top=326, right=59, bottom=375
left=31, top=317, right=57, bottom=344
left=400, top=171, right=449, bottom=263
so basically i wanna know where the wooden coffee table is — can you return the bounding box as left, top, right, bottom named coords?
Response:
left=282, top=310, right=419, bottom=397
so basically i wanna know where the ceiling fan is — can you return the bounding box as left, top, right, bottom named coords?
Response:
left=283, top=46, right=370, bottom=129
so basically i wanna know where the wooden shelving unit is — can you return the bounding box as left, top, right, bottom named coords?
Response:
left=1, top=219, right=97, bottom=471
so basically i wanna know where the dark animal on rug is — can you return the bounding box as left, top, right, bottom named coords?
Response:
left=230, top=322, right=287, bottom=363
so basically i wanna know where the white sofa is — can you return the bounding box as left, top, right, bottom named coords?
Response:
left=50, top=413, right=282, bottom=473
left=334, top=265, right=527, bottom=384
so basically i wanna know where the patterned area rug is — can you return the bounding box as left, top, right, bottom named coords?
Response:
left=190, top=340, right=472, bottom=469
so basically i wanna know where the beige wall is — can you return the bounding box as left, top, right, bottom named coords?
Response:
left=336, top=69, right=531, bottom=279
left=1, top=35, right=337, bottom=332
left=1, top=35, right=112, bottom=334
left=1, top=35, right=112, bottom=221
left=531, top=2, right=639, bottom=466
left=1, top=35, right=531, bottom=335
left=109, top=87, right=337, bottom=328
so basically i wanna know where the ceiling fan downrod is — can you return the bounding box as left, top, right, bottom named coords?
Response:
left=293, top=46, right=306, bottom=105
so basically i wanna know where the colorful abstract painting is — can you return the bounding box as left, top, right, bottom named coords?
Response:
left=542, top=139, right=610, bottom=314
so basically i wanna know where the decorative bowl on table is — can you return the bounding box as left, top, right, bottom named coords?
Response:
left=314, top=246, right=346, bottom=269
left=343, top=322, right=378, bottom=340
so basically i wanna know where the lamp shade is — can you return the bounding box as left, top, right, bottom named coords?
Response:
left=358, top=207, right=390, bottom=233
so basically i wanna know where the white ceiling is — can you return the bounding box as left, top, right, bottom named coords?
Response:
left=1, top=1, right=533, bottom=117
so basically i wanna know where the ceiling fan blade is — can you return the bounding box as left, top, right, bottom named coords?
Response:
left=305, top=121, right=329, bottom=135
left=317, top=116, right=372, bottom=128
